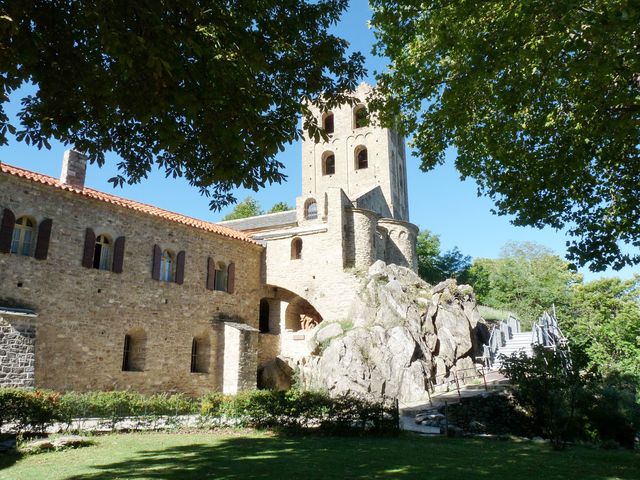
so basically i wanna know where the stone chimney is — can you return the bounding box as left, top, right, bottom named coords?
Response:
left=60, top=149, right=87, bottom=189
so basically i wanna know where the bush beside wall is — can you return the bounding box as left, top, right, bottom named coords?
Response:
left=0, top=388, right=398, bottom=436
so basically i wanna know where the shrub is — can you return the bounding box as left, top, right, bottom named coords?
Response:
left=200, top=389, right=397, bottom=434
left=1, top=387, right=398, bottom=436
left=57, top=391, right=197, bottom=428
left=0, top=389, right=61, bottom=433
left=501, top=346, right=640, bottom=450
left=500, top=345, right=587, bottom=448
left=583, top=373, right=640, bottom=449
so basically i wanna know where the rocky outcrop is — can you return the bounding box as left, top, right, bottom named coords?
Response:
left=295, top=261, right=488, bottom=403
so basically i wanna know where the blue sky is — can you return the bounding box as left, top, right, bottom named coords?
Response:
left=0, top=0, right=636, bottom=282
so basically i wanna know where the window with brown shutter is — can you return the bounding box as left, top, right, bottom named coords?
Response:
left=34, top=218, right=53, bottom=260
left=206, top=257, right=215, bottom=290
left=82, top=228, right=96, bottom=268
left=175, top=250, right=186, bottom=284
left=151, top=244, right=161, bottom=280
left=0, top=208, right=16, bottom=254
left=227, top=262, right=235, bottom=294
left=112, top=236, right=126, bottom=273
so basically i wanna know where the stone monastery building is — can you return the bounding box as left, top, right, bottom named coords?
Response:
left=0, top=83, right=418, bottom=395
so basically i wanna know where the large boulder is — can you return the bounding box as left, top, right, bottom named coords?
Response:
left=296, top=261, right=487, bottom=403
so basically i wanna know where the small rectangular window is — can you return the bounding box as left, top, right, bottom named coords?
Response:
left=122, top=335, right=132, bottom=371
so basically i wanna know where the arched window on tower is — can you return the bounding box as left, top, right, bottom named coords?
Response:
left=323, top=112, right=334, bottom=134
left=291, top=237, right=303, bottom=260
left=355, top=146, right=368, bottom=170
left=354, top=105, right=369, bottom=129
left=323, top=152, right=335, bottom=175
left=11, top=216, right=36, bottom=256
left=305, top=199, right=318, bottom=220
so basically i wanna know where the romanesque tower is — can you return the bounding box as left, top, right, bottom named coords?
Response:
left=301, top=83, right=410, bottom=221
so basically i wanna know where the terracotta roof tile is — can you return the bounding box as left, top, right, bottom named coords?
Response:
left=0, top=162, right=260, bottom=246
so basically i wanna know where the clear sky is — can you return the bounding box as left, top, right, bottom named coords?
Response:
left=0, top=0, right=636, bottom=282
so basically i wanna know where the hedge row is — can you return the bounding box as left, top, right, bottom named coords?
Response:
left=0, top=388, right=399, bottom=435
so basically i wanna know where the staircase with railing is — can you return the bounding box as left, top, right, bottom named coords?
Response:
left=480, top=308, right=569, bottom=370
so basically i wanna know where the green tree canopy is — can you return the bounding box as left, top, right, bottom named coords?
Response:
left=0, top=0, right=365, bottom=209
left=370, top=0, right=640, bottom=271
left=268, top=201, right=293, bottom=213
left=567, top=276, right=640, bottom=379
left=468, top=241, right=582, bottom=327
left=416, top=229, right=471, bottom=284
left=222, top=196, right=263, bottom=221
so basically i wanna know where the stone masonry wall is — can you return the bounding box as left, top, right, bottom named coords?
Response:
left=0, top=314, right=36, bottom=387
left=0, top=173, right=263, bottom=396
left=259, top=188, right=360, bottom=325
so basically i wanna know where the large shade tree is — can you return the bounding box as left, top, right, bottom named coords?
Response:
left=468, top=241, right=582, bottom=327
left=0, top=0, right=365, bottom=208
left=370, top=0, right=640, bottom=271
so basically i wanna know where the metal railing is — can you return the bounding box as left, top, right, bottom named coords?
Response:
left=531, top=308, right=571, bottom=369
left=479, top=314, right=521, bottom=368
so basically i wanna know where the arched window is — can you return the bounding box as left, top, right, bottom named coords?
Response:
left=11, top=216, right=36, bottom=256
left=291, top=238, right=302, bottom=260
left=93, top=234, right=112, bottom=270
left=214, top=261, right=227, bottom=291
left=323, top=112, right=334, bottom=134
left=354, top=105, right=369, bottom=129
left=259, top=299, right=270, bottom=333
left=323, top=152, right=335, bottom=175
left=355, top=146, right=368, bottom=170
left=160, top=250, right=176, bottom=282
left=305, top=199, right=318, bottom=220
left=122, top=329, right=146, bottom=372
left=190, top=335, right=210, bottom=373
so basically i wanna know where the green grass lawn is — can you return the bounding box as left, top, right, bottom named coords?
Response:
left=1, top=431, right=638, bottom=480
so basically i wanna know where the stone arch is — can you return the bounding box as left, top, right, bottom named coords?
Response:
left=260, top=285, right=323, bottom=334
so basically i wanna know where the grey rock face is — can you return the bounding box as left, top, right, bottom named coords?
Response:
left=297, top=261, right=486, bottom=403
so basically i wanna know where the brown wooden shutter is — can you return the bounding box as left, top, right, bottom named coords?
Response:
left=151, top=244, right=161, bottom=280
left=34, top=218, right=52, bottom=260
left=175, top=250, right=186, bottom=285
left=0, top=208, right=16, bottom=253
left=206, top=257, right=215, bottom=290
left=81, top=228, right=96, bottom=268
left=112, top=236, right=126, bottom=273
left=227, top=262, right=235, bottom=294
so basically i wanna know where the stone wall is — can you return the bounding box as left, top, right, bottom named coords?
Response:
left=379, top=218, right=418, bottom=271
left=0, top=172, right=263, bottom=396
left=256, top=188, right=360, bottom=325
left=351, top=208, right=378, bottom=270
left=0, top=313, right=36, bottom=388
left=222, top=322, right=259, bottom=394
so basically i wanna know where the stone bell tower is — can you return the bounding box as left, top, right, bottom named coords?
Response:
left=301, top=83, right=409, bottom=221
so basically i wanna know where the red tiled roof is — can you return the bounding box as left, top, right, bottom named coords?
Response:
left=0, top=162, right=260, bottom=246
